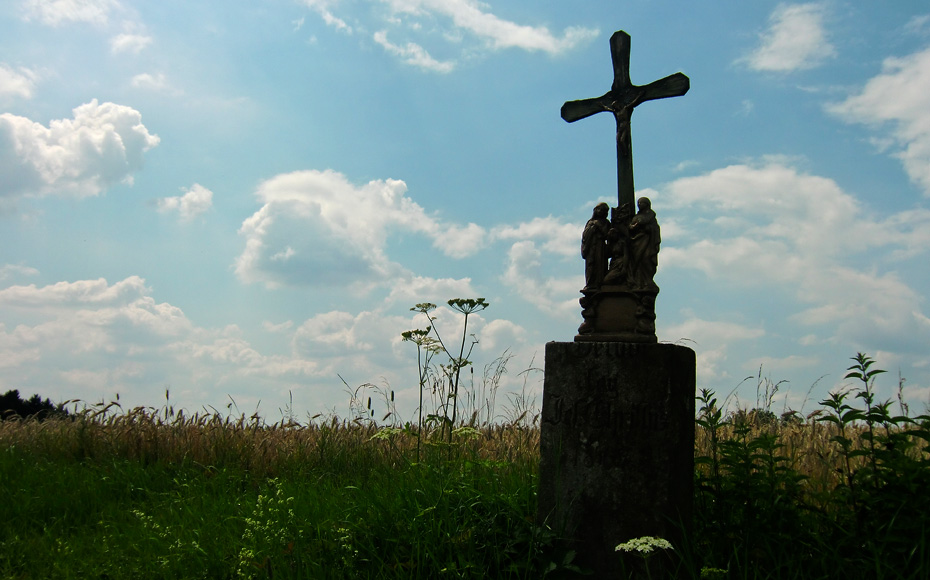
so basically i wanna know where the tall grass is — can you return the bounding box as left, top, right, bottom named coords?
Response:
left=1, top=352, right=928, bottom=578
left=0, top=397, right=542, bottom=579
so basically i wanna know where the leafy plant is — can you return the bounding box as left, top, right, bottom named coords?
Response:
left=692, top=352, right=930, bottom=578
left=406, top=298, right=489, bottom=447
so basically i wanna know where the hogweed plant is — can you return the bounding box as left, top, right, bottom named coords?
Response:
left=615, top=536, right=673, bottom=554
left=406, top=298, right=489, bottom=447
left=615, top=536, right=673, bottom=579
left=400, top=325, right=438, bottom=462
left=445, top=298, right=491, bottom=427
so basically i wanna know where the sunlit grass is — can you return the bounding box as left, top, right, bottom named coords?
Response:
left=0, top=401, right=542, bottom=579
left=1, top=352, right=928, bottom=578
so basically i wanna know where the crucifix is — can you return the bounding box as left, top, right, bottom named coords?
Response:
left=562, top=30, right=689, bottom=212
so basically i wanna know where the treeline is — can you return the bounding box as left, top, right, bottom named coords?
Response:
left=0, top=389, right=69, bottom=420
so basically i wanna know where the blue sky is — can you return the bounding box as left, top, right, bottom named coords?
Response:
left=1, top=0, right=929, bottom=421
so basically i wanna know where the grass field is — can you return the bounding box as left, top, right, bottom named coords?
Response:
left=1, top=353, right=928, bottom=579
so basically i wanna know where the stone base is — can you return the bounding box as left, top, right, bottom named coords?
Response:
left=538, top=341, right=695, bottom=579
left=577, top=286, right=657, bottom=342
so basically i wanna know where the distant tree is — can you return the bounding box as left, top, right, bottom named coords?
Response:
left=0, top=389, right=69, bottom=420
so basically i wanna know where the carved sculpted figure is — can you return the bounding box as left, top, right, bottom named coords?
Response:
left=627, top=197, right=660, bottom=291
left=603, top=203, right=633, bottom=285
left=581, top=202, right=611, bottom=291
left=604, top=227, right=626, bottom=285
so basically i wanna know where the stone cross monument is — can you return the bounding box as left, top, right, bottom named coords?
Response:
left=561, top=30, right=689, bottom=216
left=538, top=31, right=697, bottom=579
left=565, top=30, right=689, bottom=342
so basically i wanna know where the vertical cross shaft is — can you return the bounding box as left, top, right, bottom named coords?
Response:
left=562, top=31, right=689, bottom=212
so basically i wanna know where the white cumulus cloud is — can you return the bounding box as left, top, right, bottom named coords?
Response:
left=827, top=45, right=930, bottom=197
left=0, top=64, right=38, bottom=99
left=302, top=0, right=596, bottom=71
left=0, top=264, right=39, bottom=280
left=0, top=276, right=152, bottom=307
left=373, top=30, right=455, bottom=73
left=383, top=275, right=477, bottom=307
left=660, top=159, right=930, bottom=349
left=300, top=0, right=352, bottom=32
left=479, top=318, right=526, bottom=354
left=741, top=3, right=835, bottom=72
left=22, top=0, right=121, bottom=27
left=492, top=216, right=579, bottom=258
left=0, top=99, right=160, bottom=201
left=130, top=72, right=181, bottom=95
left=662, top=314, right=765, bottom=384
left=501, top=240, right=577, bottom=320
left=235, top=169, right=483, bottom=289
left=158, top=183, right=214, bottom=222
left=0, top=275, right=322, bottom=409
left=111, top=32, right=152, bottom=54
left=381, top=0, right=597, bottom=54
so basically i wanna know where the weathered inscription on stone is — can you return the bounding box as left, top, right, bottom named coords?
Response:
left=544, top=394, right=670, bottom=432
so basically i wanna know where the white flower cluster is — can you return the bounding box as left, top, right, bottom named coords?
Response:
left=614, top=536, right=674, bottom=554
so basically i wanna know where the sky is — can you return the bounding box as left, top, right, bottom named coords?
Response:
left=1, top=0, right=930, bottom=422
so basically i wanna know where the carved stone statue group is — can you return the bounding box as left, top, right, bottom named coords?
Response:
left=577, top=197, right=661, bottom=340
left=582, top=197, right=660, bottom=294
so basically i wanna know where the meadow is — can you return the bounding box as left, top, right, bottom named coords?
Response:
left=1, top=353, right=928, bottom=579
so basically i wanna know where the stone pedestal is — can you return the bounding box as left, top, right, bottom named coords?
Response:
left=578, top=286, right=658, bottom=342
left=538, top=341, right=695, bottom=578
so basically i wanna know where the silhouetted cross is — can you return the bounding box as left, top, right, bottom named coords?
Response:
left=562, top=30, right=689, bottom=213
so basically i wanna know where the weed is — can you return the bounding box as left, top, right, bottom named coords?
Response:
left=407, top=298, right=489, bottom=447
left=693, top=352, right=930, bottom=578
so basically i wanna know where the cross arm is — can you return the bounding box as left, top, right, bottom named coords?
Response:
left=640, top=72, right=690, bottom=102
left=560, top=93, right=615, bottom=123
left=561, top=71, right=690, bottom=124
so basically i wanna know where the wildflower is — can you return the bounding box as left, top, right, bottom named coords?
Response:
left=615, top=536, right=673, bottom=554
left=447, top=298, right=489, bottom=315
left=451, top=426, right=482, bottom=440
